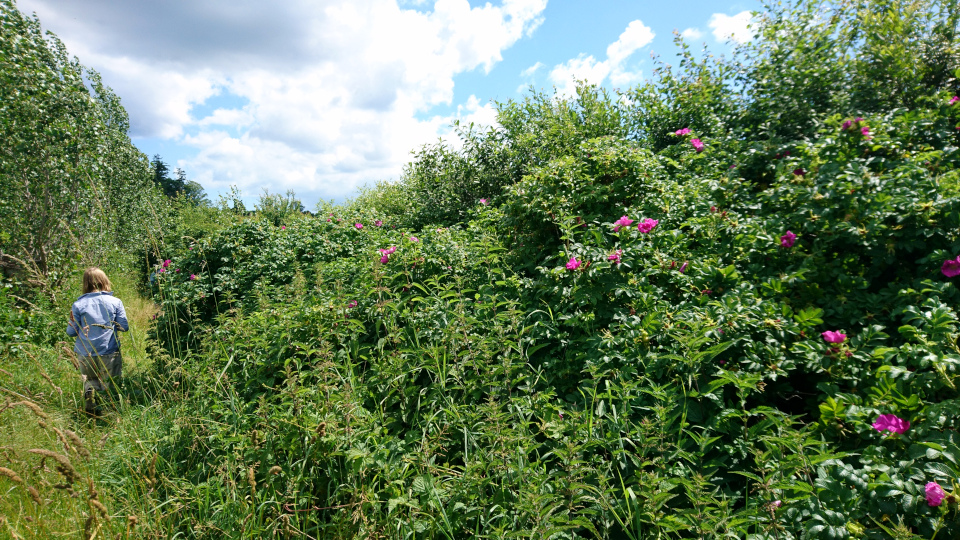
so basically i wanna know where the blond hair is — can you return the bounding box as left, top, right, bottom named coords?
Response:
left=81, top=268, right=112, bottom=294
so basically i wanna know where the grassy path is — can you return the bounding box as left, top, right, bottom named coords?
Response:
left=0, top=266, right=160, bottom=539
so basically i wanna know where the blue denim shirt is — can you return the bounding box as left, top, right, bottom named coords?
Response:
left=66, top=291, right=128, bottom=357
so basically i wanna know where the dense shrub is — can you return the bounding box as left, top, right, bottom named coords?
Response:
left=134, top=0, right=960, bottom=538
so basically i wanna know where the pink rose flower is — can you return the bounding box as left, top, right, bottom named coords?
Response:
left=281, top=225, right=286, bottom=230
left=821, top=330, right=846, bottom=344
left=347, top=300, right=357, bottom=308
left=162, top=259, right=171, bottom=268
left=566, top=257, right=581, bottom=271
left=926, top=482, right=946, bottom=506
left=690, top=138, right=705, bottom=152
left=674, top=128, right=691, bottom=136
left=613, top=216, right=634, bottom=232
left=861, top=126, right=871, bottom=139
left=479, top=198, right=488, bottom=205
left=355, top=223, right=363, bottom=229
left=780, top=230, right=797, bottom=248
left=942, top=256, right=960, bottom=277
left=872, top=414, right=910, bottom=435
left=951, top=96, right=959, bottom=106
left=409, top=236, right=419, bottom=243
left=793, top=168, right=806, bottom=176
left=380, top=254, right=390, bottom=264
left=190, top=274, right=197, bottom=281
left=375, top=220, right=383, bottom=227
left=607, top=250, right=622, bottom=264
left=679, top=262, right=688, bottom=273
left=841, top=120, right=852, bottom=130
left=637, top=218, right=659, bottom=233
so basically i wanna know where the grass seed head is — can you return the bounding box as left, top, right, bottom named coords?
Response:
left=89, top=498, right=109, bottom=519
left=12, top=401, right=48, bottom=419
left=28, top=449, right=79, bottom=484
left=27, top=486, right=42, bottom=505
left=65, top=430, right=90, bottom=459
left=0, top=466, right=23, bottom=483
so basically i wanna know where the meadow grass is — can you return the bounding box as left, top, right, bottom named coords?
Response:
left=0, top=261, right=160, bottom=539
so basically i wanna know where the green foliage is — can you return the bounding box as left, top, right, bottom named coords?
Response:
left=8, top=0, right=960, bottom=537
left=0, top=0, right=171, bottom=298
left=254, top=189, right=305, bottom=226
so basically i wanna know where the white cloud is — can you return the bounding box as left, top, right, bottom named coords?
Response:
left=681, top=27, right=703, bottom=40
left=549, top=19, right=653, bottom=97
left=196, top=107, right=255, bottom=128
left=15, top=0, right=548, bottom=205
left=708, top=11, right=754, bottom=44
left=521, top=62, right=544, bottom=78
left=606, top=20, right=655, bottom=65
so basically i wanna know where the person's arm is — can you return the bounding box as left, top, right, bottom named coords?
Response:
left=66, top=308, right=78, bottom=337
left=115, top=301, right=129, bottom=332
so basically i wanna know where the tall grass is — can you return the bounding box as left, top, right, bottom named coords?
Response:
left=0, top=257, right=162, bottom=539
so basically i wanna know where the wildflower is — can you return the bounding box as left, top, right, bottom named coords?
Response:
left=375, top=220, right=383, bottom=227
left=347, top=300, right=357, bottom=308
left=380, top=254, right=390, bottom=264
left=861, top=126, right=871, bottom=139
left=355, top=223, right=363, bottom=229
left=679, top=262, right=688, bottom=273
left=842, top=120, right=852, bottom=130
left=821, top=330, right=846, bottom=343
left=941, top=256, right=960, bottom=277
left=158, top=268, right=165, bottom=274
left=566, top=257, right=581, bottom=271
left=608, top=250, right=622, bottom=264
left=793, top=168, right=806, bottom=176
left=190, top=274, right=197, bottom=281
left=479, top=198, right=488, bottom=205
left=780, top=230, right=797, bottom=248
left=281, top=225, right=286, bottom=230
left=162, top=259, right=171, bottom=268
left=872, top=414, right=910, bottom=435
left=613, top=216, right=634, bottom=231
left=409, top=236, right=419, bottom=242
left=772, top=500, right=782, bottom=509
left=926, top=482, right=946, bottom=506
left=951, top=96, right=959, bottom=105
left=327, top=219, right=331, bottom=222
left=637, top=218, right=659, bottom=233
left=674, top=127, right=691, bottom=136
left=690, top=138, right=705, bottom=152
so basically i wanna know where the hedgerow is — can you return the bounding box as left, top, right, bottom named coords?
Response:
left=132, top=0, right=960, bottom=538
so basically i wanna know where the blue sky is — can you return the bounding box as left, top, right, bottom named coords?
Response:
left=18, top=0, right=757, bottom=209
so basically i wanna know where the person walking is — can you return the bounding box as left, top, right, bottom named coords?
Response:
left=66, top=267, right=129, bottom=415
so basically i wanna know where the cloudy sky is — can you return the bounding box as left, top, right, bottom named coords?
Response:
left=16, top=0, right=754, bottom=208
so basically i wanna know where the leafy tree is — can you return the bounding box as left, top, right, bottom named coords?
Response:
left=0, top=1, right=169, bottom=298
